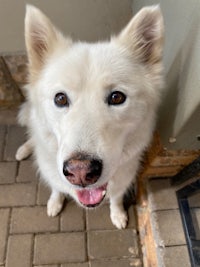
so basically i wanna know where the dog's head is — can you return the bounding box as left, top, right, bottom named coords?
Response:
left=25, top=5, right=164, bottom=207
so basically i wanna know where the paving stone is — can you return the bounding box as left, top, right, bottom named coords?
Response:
left=191, top=208, right=200, bottom=239
left=4, top=125, right=26, bottom=161
left=37, top=181, right=51, bottom=206
left=88, top=229, right=138, bottom=259
left=90, top=258, right=142, bottom=267
left=16, top=160, right=37, bottom=182
left=162, top=245, right=190, bottom=267
left=87, top=204, right=136, bottom=230
left=35, top=265, right=59, bottom=267
left=0, top=125, right=6, bottom=160
left=34, top=233, right=86, bottom=265
left=0, top=183, right=36, bottom=207
left=148, top=178, right=179, bottom=210
left=10, top=206, right=59, bottom=234
left=0, top=162, right=17, bottom=184
left=0, top=209, right=10, bottom=265
left=189, top=193, right=200, bottom=208
left=61, top=263, right=89, bottom=267
left=5, top=234, right=33, bottom=267
left=154, top=210, right=186, bottom=246
left=61, top=201, right=85, bottom=231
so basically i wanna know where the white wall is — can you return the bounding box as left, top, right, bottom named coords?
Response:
left=0, top=0, right=132, bottom=53
left=133, top=0, right=200, bottom=149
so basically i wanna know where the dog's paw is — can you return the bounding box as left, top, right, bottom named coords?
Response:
left=15, top=145, right=29, bottom=161
left=15, top=141, right=32, bottom=161
left=47, top=197, right=63, bottom=217
left=110, top=210, right=128, bottom=229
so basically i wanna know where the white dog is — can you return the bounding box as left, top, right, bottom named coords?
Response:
left=16, top=5, right=164, bottom=229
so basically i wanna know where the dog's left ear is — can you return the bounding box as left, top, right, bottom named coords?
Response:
left=116, top=5, right=164, bottom=65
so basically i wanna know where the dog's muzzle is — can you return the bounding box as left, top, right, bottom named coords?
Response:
left=63, top=153, right=107, bottom=207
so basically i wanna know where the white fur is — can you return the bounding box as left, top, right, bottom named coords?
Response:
left=16, top=5, right=164, bottom=229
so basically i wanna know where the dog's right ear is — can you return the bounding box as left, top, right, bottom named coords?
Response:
left=25, top=5, right=71, bottom=81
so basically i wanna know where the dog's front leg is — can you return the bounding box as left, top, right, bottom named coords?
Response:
left=16, top=138, right=33, bottom=160
left=47, top=189, right=65, bottom=217
left=109, top=158, right=139, bottom=229
left=110, top=194, right=128, bottom=229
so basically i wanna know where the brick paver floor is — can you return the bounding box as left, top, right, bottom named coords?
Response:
left=0, top=110, right=142, bottom=267
left=147, top=178, right=191, bottom=267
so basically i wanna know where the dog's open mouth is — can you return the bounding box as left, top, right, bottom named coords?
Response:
left=76, top=183, right=107, bottom=207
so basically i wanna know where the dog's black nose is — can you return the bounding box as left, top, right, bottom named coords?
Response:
left=63, top=153, right=103, bottom=187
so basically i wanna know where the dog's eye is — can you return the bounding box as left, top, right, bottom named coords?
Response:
left=54, top=92, right=69, bottom=107
left=107, top=91, right=126, bottom=106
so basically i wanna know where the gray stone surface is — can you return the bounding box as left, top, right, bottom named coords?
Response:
left=4, top=125, right=26, bottom=161
left=90, top=258, right=142, bottom=267
left=148, top=177, right=193, bottom=266
left=16, top=160, right=37, bottom=182
left=148, top=178, right=179, bottom=210
left=87, top=203, right=136, bottom=230
left=155, top=210, right=186, bottom=246
left=162, top=245, right=190, bottom=267
left=0, top=125, right=6, bottom=160
left=191, top=208, right=200, bottom=239
left=6, top=234, right=33, bottom=267
left=61, top=201, right=85, bottom=231
left=0, top=183, right=36, bottom=207
left=34, top=233, right=86, bottom=265
left=37, top=181, right=51, bottom=206
left=61, top=263, right=89, bottom=267
left=88, top=229, right=138, bottom=259
left=0, top=209, right=10, bottom=265
left=189, top=193, right=200, bottom=208
left=10, top=206, right=59, bottom=234
left=0, top=162, right=17, bottom=184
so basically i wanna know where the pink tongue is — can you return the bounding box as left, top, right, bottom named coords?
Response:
left=77, top=185, right=106, bottom=206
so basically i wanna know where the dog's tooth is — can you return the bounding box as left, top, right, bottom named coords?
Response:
left=102, top=190, right=106, bottom=196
